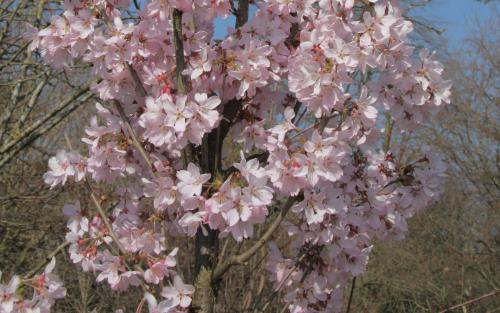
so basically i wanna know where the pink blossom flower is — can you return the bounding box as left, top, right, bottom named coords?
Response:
left=143, top=176, right=177, bottom=211
left=179, top=212, right=205, bottom=237
left=268, top=107, right=296, bottom=142
left=192, top=93, right=221, bottom=130
left=165, top=95, right=193, bottom=133
left=0, top=272, right=20, bottom=312
left=139, top=95, right=176, bottom=147
left=144, top=248, right=178, bottom=284
left=176, top=163, right=210, bottom=197
left=44, top=150, right=86, bottom=188
left=161, top=276, right=195, bottom=308
left=144, top=293, right=176, bottom=313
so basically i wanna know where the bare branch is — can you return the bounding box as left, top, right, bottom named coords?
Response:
left=25, top=241, right=70, bottom=278
left=438, top=289, right=500, bottom=313
left=173, top=8, right=187, bottom=95
left=113, top=100, right=154, bottom=170
left=212, top=195, right=298, bottom=280
left=0, top=91, right=94, bottom=169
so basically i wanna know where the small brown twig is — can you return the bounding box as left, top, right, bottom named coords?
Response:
left=113, top=100, right=154, bottom=170
left=255, top=253, right=307, bottom=313
left=345, top=277, right=357, bottom=313
left=438, top=289, right=500, bottom=313
left=127, top=63, right=148, bottom=98
left=172, top=8, right=187, bottom=95
left=25, top=241, right=70, bottom=278
left=212, top=196, right=298, bottom=280
left=135, top=297, right=146, bottom=313
left=383, top=111, right=394, bottom=153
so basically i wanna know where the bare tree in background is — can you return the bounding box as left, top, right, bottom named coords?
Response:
left=0, top=2, right=138, bottom=312
left=0, top=1, right=95, bottom=168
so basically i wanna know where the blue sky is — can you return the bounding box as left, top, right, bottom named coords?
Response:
left=213, top=1, right=496, bottom=50
left=213, top=6, right=257, bottom=39
left=410, top=0, right=496, bottom=49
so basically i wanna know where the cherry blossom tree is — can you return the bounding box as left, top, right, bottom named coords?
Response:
left=4, top=0, right=451, bottom=312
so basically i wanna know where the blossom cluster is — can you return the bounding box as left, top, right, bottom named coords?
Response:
left=0, top=259, right=66, bottom=313
left=31, top=0, right=451, bottom=312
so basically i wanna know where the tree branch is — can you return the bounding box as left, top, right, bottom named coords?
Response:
left=173, top=8, right=187, bottom=95
left=0, top=91, right=94, bottom=169
left=127, top=63, right=148, bottom=98
left=438, top=289, right=499, bottom=313
left=236, top=0, right=249, bottom=28
left=84, top=179, right=126, bottom=255
left=0, top=80, right=96, bottom=156
left=345, top=277, right=357, bottom=313
left=113, top=100, right=154, bottom=170
left=383, top=112, right=393, bottom=153
left=25, top=241, right=70, bottom=278
left=212, top=195, right=298, bottom=280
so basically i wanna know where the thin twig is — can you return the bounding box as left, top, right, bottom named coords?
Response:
left=132, top=0, right=140, bottom=10
left=345, top=277, right=357, bottom=313
left=383, top=111, right=393, bottom=153
left=256, top=253, right=307, bottom=313
left=63, top=135, right=125, bottom=256
left=438, top=289, right=500, bottom=313
left=127, top=63, right=147, bottom=98
left=212, top=196, right=298, bottom=280
left=0, top=92, right=94, bottom=169
left=113, top=100, right=154, bottom=170
left=135, top=297, right=146, bottom=313
left=0, top=80, right=95, bottom=155
left=25, top=241, right=70, bottom=278
left=84, top=179, right=126, bottom=255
